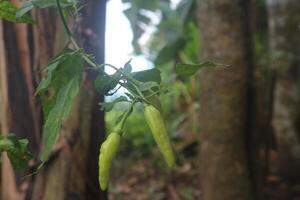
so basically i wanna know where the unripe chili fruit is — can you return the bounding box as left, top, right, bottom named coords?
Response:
left=98, top=131, right=121, bottom=190
left=144, top=104, right=175, bottom=168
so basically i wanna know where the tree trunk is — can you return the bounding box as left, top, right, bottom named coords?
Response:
left=0, top=0, right=107, bottom=199
left=1, top=16, right=40, bottom=200
left=197, top=0, right=257, bottom=199
left=267, top=0, right=300, bottom=182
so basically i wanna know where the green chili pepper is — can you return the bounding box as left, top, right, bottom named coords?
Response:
left=144, top=104, right=175, bottom=168
left=98, top=131, right=121, bottom=190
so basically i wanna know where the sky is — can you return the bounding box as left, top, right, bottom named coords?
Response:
left=105, top=0, right=181, bottom=73
left=104, top=0, right=180, bottom=98
left=105, top=0, right=153, bottom=74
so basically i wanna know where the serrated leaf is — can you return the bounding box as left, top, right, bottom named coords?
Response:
left=35, top=49, right=72, bottom=95
left=36, top=49, right=84, bottom=161
left=35, top=61, right=60, bottom=95
left=175, top=61, right=225, bottom=76
left=38, top=50, right=83, bottom=117
left=132, top=68, right=161, bottom=84
left=99, top=96, right=128, bottom=112
left=41, top=76, right=81, bottom=161
left=0, top=134, right=32, bottom=170
left=0, top=0, right=34, bottom=23
left=94, top=73, right=120, bottom=95
left=124, top=68, right=162, bottom=109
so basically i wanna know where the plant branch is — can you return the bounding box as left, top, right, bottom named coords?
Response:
left=56, top=0, right=150, bottom=103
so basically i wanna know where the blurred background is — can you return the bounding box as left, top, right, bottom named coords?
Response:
left=1, top=0, right=300, bottom=200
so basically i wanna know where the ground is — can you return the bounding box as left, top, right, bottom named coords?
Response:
left=109, top=137, right=300, bottom=200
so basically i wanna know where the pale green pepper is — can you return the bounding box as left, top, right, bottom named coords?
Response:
left=144, top=104, right=175, bottom=168
left=98, top=131, right=121, bottom=190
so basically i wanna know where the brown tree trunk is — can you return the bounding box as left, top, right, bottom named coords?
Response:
left=197, top=0, right=257, bottom=199
left=0, top=17, right=40, bottom=200
left=267, top=0, right=300, bottom=181
left=0, top=0, right=107, bottom=199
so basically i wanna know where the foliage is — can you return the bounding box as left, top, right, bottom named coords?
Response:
left=0, top=134, right=32, bottom=170
left=176, top=62, right=226, bottom=77
left=0, top=0, right=220, bottom=190
left=123, top=0, right=198, bottom=64
left=120, top=0, right=209, bottom=143
left=36, top=49, right=84, bottom=161
left=0, top=0, right=33, bottom=23
left=16, top=0, right=77, bottom=18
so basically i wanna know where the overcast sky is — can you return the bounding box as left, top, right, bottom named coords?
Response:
left=105, top=0, right=153, bottom=74
left=104, top=0, right=180, bottom=98
left=105, top=0, right=181, bottom=72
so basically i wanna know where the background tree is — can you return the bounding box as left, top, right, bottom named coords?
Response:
left=197, top=0, right=259, bottom=199
left=267, top=0, right=300, bottom=182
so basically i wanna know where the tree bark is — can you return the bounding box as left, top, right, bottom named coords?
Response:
left=0, top=0, right=107, bottom=199
left=0, top=17, right=39, bottom=200
left=267, top=0, right=300, bottom=182
left=197, top=0, right=256, bottom=199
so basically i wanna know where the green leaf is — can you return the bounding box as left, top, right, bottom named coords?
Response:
left=16, top=1, right=34, bottom=19
left=132, top=68, right=161, bottom=84
left=35, top=61, right=60, bottom=95
left=0, top=134, right=32, bottom=170
left=0, top=136, right=13, bottom=151
left=0, top=0, right=34, bottom=23
left=99, top=96, right=128, bottom=112
left=17, top=0, right=76, bottom=18
left=38, top=50, right=82, bottom=116
left=123, top=59, right=132, bottom=74
left=181, top=21, right=200, bottom=62
left=36, top=49, right=84, bottom=161
left=35, top=50, right=71, bottom=95
left=125, top=68, right=162, bottom=109
left=175, top=61, right=225, bottom=76
left=41, top=76, right=81, bottom=161
left=125, top=92, right=135, bottom=100
left=139, top=81, right=160, bottom=92
left=177, top=0, right=194, bottom=23
left=94, top=73, right=120, bottom=95
left=154, top=39, right=185, bottom=66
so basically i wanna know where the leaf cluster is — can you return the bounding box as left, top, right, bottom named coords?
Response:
left=36, top=49, right=84, bottom=161
left=0, top=0, right=34, bottom=23
left=0, top=134, right=32, bottom=170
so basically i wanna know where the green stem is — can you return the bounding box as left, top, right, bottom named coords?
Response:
left=143, top=89, right=160, bottom=99
left=114, top=101, right=136, bottom=133
left=129, top=82, right=150, bottom=103
left=83, top=57, right=148, bottom=101
left=56, top=0, right=81, bottom=49
left=56, top=0, right=148, bottom=102
left=56, top=0, right=71, bottom=37
left=88, top=60, right=141, bottom=86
